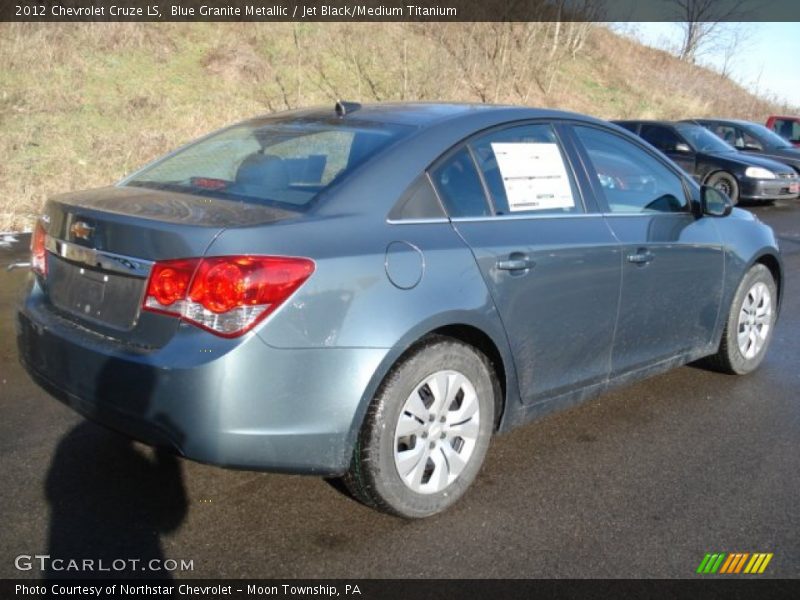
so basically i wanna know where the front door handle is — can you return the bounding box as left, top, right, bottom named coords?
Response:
left=627, top=249, right=655, bottom=265
left=6, top=262, right=31, bottom=272
left=496, top=253, right=531, bottom=271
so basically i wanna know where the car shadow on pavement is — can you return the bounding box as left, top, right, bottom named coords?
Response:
left=43, top=361, right=188, bottom=580
left=44, top=423, right=187, bottom=579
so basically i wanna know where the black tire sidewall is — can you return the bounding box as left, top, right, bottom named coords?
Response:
left=365, top=340, right=495, bottom=518
left=709, top=172, right=739, bottom=205
left=723, top=265, right=777, bottom=374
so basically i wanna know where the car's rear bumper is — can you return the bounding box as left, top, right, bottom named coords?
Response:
left=16, top=291, right=387, bottom=475
left=739, top=178, right=799, bottom=201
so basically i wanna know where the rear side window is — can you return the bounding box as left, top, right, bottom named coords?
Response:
left=468, top=123, right=581, bottom=215
left=430, top=147, right=491, bottom=218
left=124, top=121, right=412, bottom=209
left=615, top=122, right=639, bottom=134
left=388, top=175, right=446, bottom=220
left=640, top=125, right=684, bottom=154
left=574, top=125, right=688, bottom=214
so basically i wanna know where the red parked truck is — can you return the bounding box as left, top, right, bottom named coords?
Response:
left=766, top=116, right=800, bottom=147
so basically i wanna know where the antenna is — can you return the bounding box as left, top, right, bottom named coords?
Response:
left=335, top=100, right=361, bottom=117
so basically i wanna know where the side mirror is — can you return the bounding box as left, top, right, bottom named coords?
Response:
left=675, top=142, right=692, bottom=153
left=700, top=185, right=733, bottom=217
left=743, top=142, right=763, bottom=152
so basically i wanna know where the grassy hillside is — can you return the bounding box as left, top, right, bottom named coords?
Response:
left=0, top=22, right=795, bottom=231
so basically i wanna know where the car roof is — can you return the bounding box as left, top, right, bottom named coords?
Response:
left=613, top=119, right=679, bottom=127
left=241, top=102, right=603, bottom=129
left=688, top=118, right=758, bottom=127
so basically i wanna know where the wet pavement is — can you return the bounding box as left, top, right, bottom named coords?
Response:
left=1, top=201, right=798, bottom=579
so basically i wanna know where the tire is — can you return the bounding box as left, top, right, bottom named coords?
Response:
left=703, top=264, right=777, bottom=375
left=706, top=171, right=740, bottom=205
left=342, top=335, right=497, bottom=518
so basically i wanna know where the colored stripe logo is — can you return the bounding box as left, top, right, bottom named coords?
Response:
left=696, top=552, right=773, bottom=574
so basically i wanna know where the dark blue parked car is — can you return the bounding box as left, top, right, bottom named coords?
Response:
left=17, top=103, right=782, bottom=517
left=614, top=119, right=799, bottom=204
left=684, top=118, right=800, bottom=174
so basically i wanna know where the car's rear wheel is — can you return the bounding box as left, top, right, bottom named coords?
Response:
left=706, top=171, right=739, bottom=205
left=703, top=264, right=777, bottom=374
left=343, top=336, right=496, bottom=518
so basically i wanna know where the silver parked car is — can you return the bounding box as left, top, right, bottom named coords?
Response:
left=17, top=103, right=782, bottom=518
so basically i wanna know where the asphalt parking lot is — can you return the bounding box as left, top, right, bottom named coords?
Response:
left=1, top=202, right=798, bottom=579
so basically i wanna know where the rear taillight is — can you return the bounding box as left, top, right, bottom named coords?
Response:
left=31, top=221, right=47, bottom=276
left=143, top=255, right=315, bottom=337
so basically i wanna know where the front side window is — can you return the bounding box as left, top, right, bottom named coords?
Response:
left=573, top=125, right=688, bottom=214
left=674, top=123, right=733, bottom=153
left=124, top=120, right=412, bottom=209
left=712, top=124, right=742, bottom=147
left=740, top=129, right=762, bottom=149
left=468, top=123, right=581, bottom=215
left=711, top=124, right=762, bottom=150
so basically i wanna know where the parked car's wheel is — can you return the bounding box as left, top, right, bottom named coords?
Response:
left=704, top=264, right=777, bottom=374
left=706, top=171, right=739, bottom=205
left=343, top=336, right=497, bottom=518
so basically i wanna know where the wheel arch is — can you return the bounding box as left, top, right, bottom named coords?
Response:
left=429, top=324, right=507, bottom=429
left=752, top=251, right=783, bottom=308
left=703, top=249, right=784, bottom=374
left=342, top=315, right=521, bottom=469
left=703, top=169, right=737, bottom=186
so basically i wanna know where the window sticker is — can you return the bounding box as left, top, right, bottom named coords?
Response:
left=491, top=143, right=575, bottom=211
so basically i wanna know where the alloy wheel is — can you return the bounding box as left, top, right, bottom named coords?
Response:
left=737, top=281, right=772, bottom=359
left=393, top=370, right=481, bottom=494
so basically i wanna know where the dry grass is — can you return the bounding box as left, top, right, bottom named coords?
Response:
left=576, top=27, right=794, bottom=121
left=0, top=22, right=795, bottom=231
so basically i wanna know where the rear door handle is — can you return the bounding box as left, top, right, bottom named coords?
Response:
left=627, top=249, right=655, bottom=265
left=496, top=253, right=531, bottom=271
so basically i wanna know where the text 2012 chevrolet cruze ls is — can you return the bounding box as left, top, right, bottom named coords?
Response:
left=17, top=103, right=782, bottom=518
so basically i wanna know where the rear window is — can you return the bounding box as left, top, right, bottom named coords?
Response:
left=124, top=120, right=412, bottom=209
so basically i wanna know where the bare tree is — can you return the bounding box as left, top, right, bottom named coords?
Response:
left=718, top=24, right=753, bottom=79
left=420, top=18, right=594, bottom=103
left=671, top=0, right=752, bottom=63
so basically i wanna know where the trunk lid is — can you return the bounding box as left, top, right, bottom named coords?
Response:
left=39, top=185, right=300, bottom=347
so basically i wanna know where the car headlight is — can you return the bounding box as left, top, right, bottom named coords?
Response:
left=745, top=167, right=776, bottom=179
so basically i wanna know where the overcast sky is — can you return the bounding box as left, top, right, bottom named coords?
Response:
left=617, top=22, right=800, bottom=109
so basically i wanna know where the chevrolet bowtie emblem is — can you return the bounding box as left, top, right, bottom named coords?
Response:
left=70, top=221, right=94, bottom=241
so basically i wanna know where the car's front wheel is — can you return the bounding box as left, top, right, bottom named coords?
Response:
left=704, top=264, right=777, bottom=374
left=707, top=171, right=740, bottom=205
left=343, top=336, right=497, bottom=518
